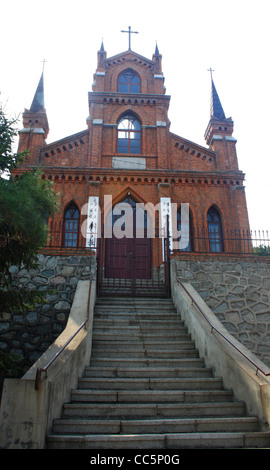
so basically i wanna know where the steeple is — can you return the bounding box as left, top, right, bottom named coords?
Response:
left=30, top=71, right=45, bottom=112
left=205, top=73, right=234, bottom=146
left=97, top=40, right=107, bottom=71
left=210, top=78, right=226, bottom=120
left=153, top=42, right=162, bottom=74
left=204, top=74, right=237, bottom=171
left=19, top=69, right=49, bottom=156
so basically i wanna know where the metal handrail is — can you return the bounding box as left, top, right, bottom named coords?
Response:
left=177, top=278, right=270, bottom=378
left=35, top=279, right=93, bottom=390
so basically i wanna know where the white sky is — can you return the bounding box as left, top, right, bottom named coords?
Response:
left=1, top=0, right=270, bottom=233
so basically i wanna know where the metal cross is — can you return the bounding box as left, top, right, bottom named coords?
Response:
left=41, top=59, right=48, bottom=72
left=208, top=68, right=215, bottom=80
left=121, top=26, right=139, bottom=50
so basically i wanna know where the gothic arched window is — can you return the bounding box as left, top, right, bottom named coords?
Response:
left=117, top=114, right=141, bottom=154
left=63, top=202, right=80, bottom=247
left=177, top=207, right=194, bottom=252
left=118, top=69, right=141, bottom=93
left=207, top=206, right=223, bottom=252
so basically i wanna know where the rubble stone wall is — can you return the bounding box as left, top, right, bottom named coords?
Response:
left=174, top=255, right=270, bottom=367
left=0, top=254, right=96, bottom=369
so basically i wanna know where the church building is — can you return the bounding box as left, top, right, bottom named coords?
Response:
left=16, top=36, right=251, bottom=297
left=5, top=33, right=270, bottom=452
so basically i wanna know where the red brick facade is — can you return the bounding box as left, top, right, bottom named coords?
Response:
left=17, top=43, right=251, bottom=267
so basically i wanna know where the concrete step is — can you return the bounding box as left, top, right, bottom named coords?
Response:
left=61, top=401, right=247, bottom=419
left=92, top=330, right=191, bottom=339
left=84, top=366, right=214, bottom=378
left=95, top=303, right=175, bottom=309
left=47, top=296, right=270, bottom=449
left=93, top=324, right=188, bottom=332
left=46, top=431, right=270, bottom=449
left=92, top=341, right=196, bottom=350
left=94, top=303, right=177, bottom=312
left=51, top=416, right=259, bottom=435
left=94, top=313, right=180, bottom=321
left=89, top=357, right=205, bottom=367
left=70, top=389, right=234, bottom=404
left=77, top=377, right=223, bottom=390
left=92, top=336, right=193, bottom=345
left=90, top=349, right=199, bottom=359
left=96, top=295, right=174, bottom=307
left=93, top=318, right=185, bottom=326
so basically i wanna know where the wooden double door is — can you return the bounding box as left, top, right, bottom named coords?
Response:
left=105, top=196, right=152, bottom=280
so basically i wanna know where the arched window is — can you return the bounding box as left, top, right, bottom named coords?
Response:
left=117, top=114, right=141, bottom=154
left=63, top=202, right=80, bottom=247
left=207, top=206, right=223, bottom=252
left=177, top=207, right=194, bottom=252
left=118, top=69, right=141, bottom=93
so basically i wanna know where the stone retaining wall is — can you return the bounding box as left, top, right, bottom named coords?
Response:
left=0, top=254, right=96, bottom=370
left=3, top=252, right=270, bottom=374
left=174, top=255, right=270, bottom=367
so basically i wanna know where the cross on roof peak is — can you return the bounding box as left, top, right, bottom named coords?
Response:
left=208, top=67, right=215, bottom=80
left=121, top=26, right=139, bottom=50
left=41, top=59, right=48, bottom=72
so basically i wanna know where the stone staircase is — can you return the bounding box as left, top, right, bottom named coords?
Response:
left=47, top=297, right=270, bottom=449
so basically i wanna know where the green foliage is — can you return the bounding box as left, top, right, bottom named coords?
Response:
left=253, top=244, right=270, bottom=256
left=0, top=110, right=27, bottom=175
left=0, top=170, right=58, bottom=279
left=0, top=352, right=25, bottom=378
left=0, top=107, right=59, bottom=312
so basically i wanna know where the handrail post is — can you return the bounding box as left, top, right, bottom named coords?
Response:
left=35, top=368, right=41, bottom=391
left=35, top=367, right=47, bottom=390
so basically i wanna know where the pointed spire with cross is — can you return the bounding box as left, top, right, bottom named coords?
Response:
left=208, top=68, right=226, bottom=120
left=208, top=67, right=215, bottom=80
left=41, top=59, right=48, bottom=73
left=121, top=26, right=139, bottom=50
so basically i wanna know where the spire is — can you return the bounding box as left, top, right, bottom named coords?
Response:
left=21, top=68, right=49, bottom=142
left=210, top=78, right=226, bottom=120
left=97, top=39, right=107, bottom=71
left=153, top=42, right=162, bottom=74
left=30, top=71, right=45, bottom=112
left=205, top=74, right=234, bottom=148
